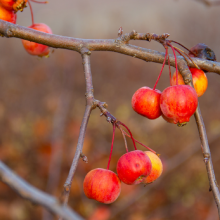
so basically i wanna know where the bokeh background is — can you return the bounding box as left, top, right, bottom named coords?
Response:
left=0, top=0, right=220, bottom=219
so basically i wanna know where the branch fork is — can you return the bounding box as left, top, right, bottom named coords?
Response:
left=0, top=19, right=219, bottom=219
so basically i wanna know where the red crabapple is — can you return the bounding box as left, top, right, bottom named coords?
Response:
left=142, top=151, right=163, bottom=184
left=83, top=168, right=121, bottom=204
left=171, top=68, right=208, bottom=97
left=116, top=150, right=152, bottom=185
left=132, top=87, right=162, bottom=119
left=160, top=85, right=198, bottom=125
left=21, top=23, right=52, bottom=57
left=0, top=4, right=16, bottom=23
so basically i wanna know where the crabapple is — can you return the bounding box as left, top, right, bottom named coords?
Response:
left=0, top=0, right=15, bottom=10
left=142, top=151, right=163, bottom=184
left=0, top=0, right=27, bottom=12
left=131, top=87, right=162, bottom=119
left=21, top=23, right=52, bottom=57
left=116, top=150, right=152, bottom=185
left=83, top=168, right=121, bottom=204
left=171, top=68, right=208, bottom=97
left=0, top=4, right=16, bottom=23
left=160, top=85, right=198, bottom=125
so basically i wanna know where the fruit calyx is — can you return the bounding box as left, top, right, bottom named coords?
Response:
left=13, top=0, right=27, bottom=12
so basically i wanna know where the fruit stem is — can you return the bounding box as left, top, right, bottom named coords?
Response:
left=167, top=48, right=172, bottom=86
left=120, top=128, right=156, bottom=154
left=153, top=48, right=168, bottom=90
left=107, top=123, right=116, bottom=170
left=173, top=46, right=200, bottom=69
left=170, top=40, right=197, bottom=57
left=27, top=0, right=34, bottom=25
left=118, top=122, right=137, bottom=150
left=30, top=0, right=48, bottom=3
left=169, top=43, right=178, bottom=86
left=118, top=125, right=128, bottom=153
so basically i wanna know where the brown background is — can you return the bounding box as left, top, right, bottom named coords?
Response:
left=0, top=0, right=220, bottom=220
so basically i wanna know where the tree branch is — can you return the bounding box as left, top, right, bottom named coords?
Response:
left=178, top=60, right=220, bottom=218
left=59, top=52, right=95, bottom=210
left=1, top=18, right=220, bottom=219
left=0, top=20, right=219, bottom=74
left=0, top=161, right=84, bottom=220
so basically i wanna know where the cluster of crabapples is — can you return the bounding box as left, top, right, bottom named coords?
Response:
left=83, top=114, right=163, bottom=204
left=0, top=0, right=52, bottom=57
left=83, top=150, right=163, bottom=204
left=83, top=42, right=215, bottom=204
left=132, top=45, right=209, bottom=126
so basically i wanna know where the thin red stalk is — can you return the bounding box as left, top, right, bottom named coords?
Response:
left=174, top=47, right=200, bottom=69
left=27, top=0, right=34, bottom=25
left=118, top=125, right=128, bottom=153
left=170, top=40, right=197, bottom=57
left=118, top=122, right=137, bottom=150
left=169, top=43, right=178, bottom=85
left=167, top=49, right=172, bottom=86
left=121, top=129, right=156, bottom=154
left=30, top=0, right=48, bottom=3
left=107, top=123, right=116, bottom=170
left=153, top=48, right=168, bottom=90
left=174, top=47, right=183, bottom=56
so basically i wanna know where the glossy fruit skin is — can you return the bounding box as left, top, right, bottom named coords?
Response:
left=83, top=168, right=121, bottom=204
left=161, top=113, right=175, bottom=124
left=22, top=23, right=52, bottom=56
left=0, top=0, right=15, bottom=10
left=142, top=151, right=163, bottom=184
left=0, top=4, right=16, bottom=23
left=160, top=85, right=198, bottom=124
left=0, top=0, right=27, bottom=12
left=131, top=87, right=162, bottom=119
left=171, top=68, right=208, bottom=97
left=116, top=150, right=152, bottom=185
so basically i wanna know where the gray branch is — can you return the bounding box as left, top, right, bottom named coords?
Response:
left=0, top=161, right=84, bottom=220
left=0, top=20, right=219, bottom=74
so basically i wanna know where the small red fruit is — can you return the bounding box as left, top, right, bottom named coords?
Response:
left=83, top=168, right=121, bottom=204
left=160, top=85, right=198, bottom=125
left=142, top=151, right=163, bottom=184
left=171, top=68, right=208, bottom=97
left=131, top=87, right=162, bottom=119
left=0, top=0, right=15, bottom=10
left=162, top=113, right=175, bottom=124
left=0, top=4, right=16, bottom=23
left=116, top=150, right=152, bottom=185
left=21, top=23, right=52, bottom=57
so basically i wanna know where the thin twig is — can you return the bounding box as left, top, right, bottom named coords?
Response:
left=0, top=161, right=84, bottom=220
left=178, top=60, right=220, bottom=218
left=59, top=52, right=95, bottom=214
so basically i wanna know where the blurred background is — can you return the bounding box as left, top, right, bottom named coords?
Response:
left=0, top=0, right=220, bottom=219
